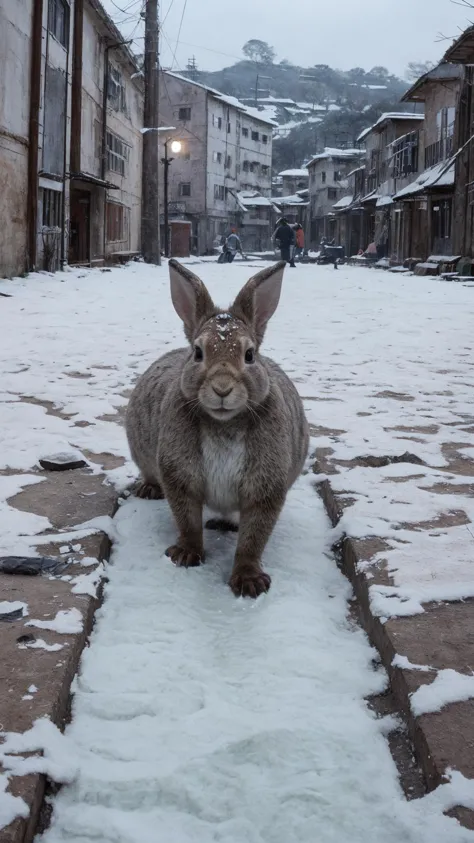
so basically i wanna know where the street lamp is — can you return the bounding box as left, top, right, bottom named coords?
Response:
left=139, top=126, right=176, bottom=265
left=162, top=137, right=183, bottom=257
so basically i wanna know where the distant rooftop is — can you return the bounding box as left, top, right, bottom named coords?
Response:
left=307, top=147, right=363, bottom=166
left=357, top=112, right=424, bottom=143
left=278, top=169, right=309, bottom=178
left=164, top=71, right=277, bottom=126
left=402, top=62, right=463, bottom=103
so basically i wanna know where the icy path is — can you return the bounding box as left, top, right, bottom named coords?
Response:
left=42, top=484, right=468, bottom=842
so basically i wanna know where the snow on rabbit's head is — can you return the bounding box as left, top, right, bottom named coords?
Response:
left=169, top=260, right=285, bottom=422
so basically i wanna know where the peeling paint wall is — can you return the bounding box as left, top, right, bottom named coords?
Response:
left=0, top=1, right=32, bottom=276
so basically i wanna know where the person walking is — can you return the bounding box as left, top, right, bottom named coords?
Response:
left=218, top=228, right=244, bottom=263
left=294, top=223, right=305, bottom=262
left=273, top=218, right=296, bottom=267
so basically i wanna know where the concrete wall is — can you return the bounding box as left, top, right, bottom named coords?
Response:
left=423, top=81, right=459, bottom=148
left=81, top=1, right=144, bottom=256
left=0, top=1, right=32, bottom=276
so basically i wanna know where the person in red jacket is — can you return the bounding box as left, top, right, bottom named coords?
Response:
left=294, top=224, right=305, bottom=261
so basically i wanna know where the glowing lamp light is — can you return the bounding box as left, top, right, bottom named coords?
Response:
left=170, top=140, right=182, bottom=154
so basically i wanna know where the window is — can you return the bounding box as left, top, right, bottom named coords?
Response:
left=261, top=165, right=269, bottom=175
left=334, top=171, right=342, bottom=182
left=432, top=199, right=452, bottom=241
left=321, top=171, right=326, bottom=184
left=108, top=64, right=127, bottom=113
left=249, top=162, right=255, bottom=173
left=212, top=115, right=222, bottom=129
left=183, top=150, right=191, bottom=161
left=106, top=202, right=128, bottom=243
left=227, top=122, right=231, bottom=133
left=243, top=160, right=249, bottom=172
left=106, top=131, right=129, bottom=176
left=262, top=134, right=268, bottom=144
left=327, top=187, right=337, bottom=200
left=178, top=107, right=191, bottom=121
left=242, top=127, right=249, bottom=137
left=214, top=184, right=225, bottom=200
left=212, top=151, right=222, bottom=164
left=42, top=188, right=62, bottom=227
left=48, top=0, right=69, bottom=47
left=179, top=183, right=191, bottom=197
left=251, top=130, right=259, bottom=141
left=225, top=155, right=232, bottom=169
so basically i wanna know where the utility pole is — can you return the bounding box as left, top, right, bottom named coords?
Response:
left=141, top=0, right=161, bottom=264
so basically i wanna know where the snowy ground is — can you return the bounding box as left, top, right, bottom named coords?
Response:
left=1, top=261, right=474, bottom=840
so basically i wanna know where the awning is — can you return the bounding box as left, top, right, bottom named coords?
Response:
left=394, top=161, right=455, bottom=201
left=376, top=195, right=394, bottom=208
left=360, top=189, right=380, bottom=204
left=333, top=195, right=354, bottom=210
left=70, top=172, right=120, bottom=190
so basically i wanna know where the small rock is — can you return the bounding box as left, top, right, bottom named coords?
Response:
left=39, top=452, right=87, bottom=471
left=0, top=556, right=67, bottom=576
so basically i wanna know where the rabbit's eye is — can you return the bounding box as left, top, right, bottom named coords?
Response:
left=194, top=346, right=203, bottom=362
left=245, top=349, right=255, bottom=364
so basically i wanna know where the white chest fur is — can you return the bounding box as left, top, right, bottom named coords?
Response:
left=201, top=430, right=246, bottom=515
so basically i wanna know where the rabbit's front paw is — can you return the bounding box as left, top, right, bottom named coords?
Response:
left=229, top=567, right=271, bottom=599
left=166, top=544, right=203, bottom=568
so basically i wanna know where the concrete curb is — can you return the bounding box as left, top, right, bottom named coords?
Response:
left=317, top=477, right=474, bottom=829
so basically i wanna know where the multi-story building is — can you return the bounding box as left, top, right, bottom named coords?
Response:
left=278, top=169, right=309, bottom=196
left=393, top=64, right=462, bottom=261
left=0, top=0, right=75, bottom=276
left=69, top=0, right=144, bottom=264
left=307, top=148, right=363, bottom=244
left=0, top=0, right=144, bottom=277
left=354, top=112, right=424, bottom=260
left=159, top=71, right=274, bottom=253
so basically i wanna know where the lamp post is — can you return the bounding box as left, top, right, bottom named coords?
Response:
left=140, top=125, right=176, bottom=264
left=162, top=138, right=182, bottom=257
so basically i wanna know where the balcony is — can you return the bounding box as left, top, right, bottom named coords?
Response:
left=391, top=131, right=419, bottom=179
left=424, top=136, right=454, bottom=170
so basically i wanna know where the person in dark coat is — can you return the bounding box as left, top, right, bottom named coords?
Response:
left=273, top=218, right=296, bottom=267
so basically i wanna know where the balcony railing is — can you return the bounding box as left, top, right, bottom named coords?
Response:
left=424, top=136, right=454, bottom=170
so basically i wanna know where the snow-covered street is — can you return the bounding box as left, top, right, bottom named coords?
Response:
left=1, top=260, right=474, bottom=841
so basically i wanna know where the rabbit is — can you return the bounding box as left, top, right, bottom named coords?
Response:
left=126, top=259, right=309, bottom=598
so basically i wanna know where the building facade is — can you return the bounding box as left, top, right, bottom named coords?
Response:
left=393, top=64, right=461, bottom=261
left=0, top=0, right=144, bottom=278
left=159, top=72, right=274, bottom=254
left=307, top=148, right=363, bottom=245
left=0, top=0, right=75, bottom=276
left=69, top=0, right=144, bottom=265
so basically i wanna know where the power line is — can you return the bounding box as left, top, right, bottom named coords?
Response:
left=170, top=0, right=188, bottom=70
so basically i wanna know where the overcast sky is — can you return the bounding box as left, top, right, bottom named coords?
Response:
left=103, top=0, right=470, bottom=78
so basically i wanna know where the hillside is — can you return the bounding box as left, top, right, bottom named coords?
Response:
left=180, top=58, right=416, bottom=172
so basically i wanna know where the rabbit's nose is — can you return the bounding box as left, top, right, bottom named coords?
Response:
left=212, top=384, right=233, bottom=398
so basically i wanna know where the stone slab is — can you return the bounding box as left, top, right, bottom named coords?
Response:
left=318, top=478, right=474, bottom=828
left=0, top=465, right=117, bottom=843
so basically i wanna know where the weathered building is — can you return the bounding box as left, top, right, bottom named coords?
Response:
left=307, top=148, right=363, bottom=245
left=355, top=112, right=424, bottom=260
left=0, top=0, right=75, bottom=276
left=278, top=168, right=309, bottom=196
left=443, top=29, right=474, bottom=262
left=69, top=0, right=144, bottom=265
left=0, top=0, right=144, bottom=276
left=393, top=64, right=462, bottom=261
left=159, top=72, right=274, bottom=253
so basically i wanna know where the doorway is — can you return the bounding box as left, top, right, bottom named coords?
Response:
left=69, top=190, right=91, bottom=264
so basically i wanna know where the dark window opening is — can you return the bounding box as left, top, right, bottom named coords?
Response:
left=48, top=0, right=69, bottom=47
left=179, top=107, right=191, bottom=121
left=42, top=188, right=62, bottom=227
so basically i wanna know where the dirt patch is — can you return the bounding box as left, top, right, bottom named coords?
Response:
left=82, top=450, right=125, bottom=471
left=309, top=424, right=346, bottom=438
left=438, top=443, right=474, bottom=477
left=393, top=509, right=470, bottom=532
left=19, top=396, right=73, bottom=420
left=422, top=482, right=474, bottom=497
left=311, top=447, right=338, bottom=475
left=374, top=391, right=415, bottom=402
left=339, top=452, right=424, bottom=470
left=385, top=425, right=440, bottom=435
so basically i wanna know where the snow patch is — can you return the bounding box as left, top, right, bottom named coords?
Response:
left=411, top=669, right=474, bottom=716
left=26, top=608, right=83, bottom=635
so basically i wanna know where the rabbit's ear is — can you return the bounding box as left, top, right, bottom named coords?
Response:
left=231, top=261, right=285, bottom=345
left=169, top=260, right=216, bottom=342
